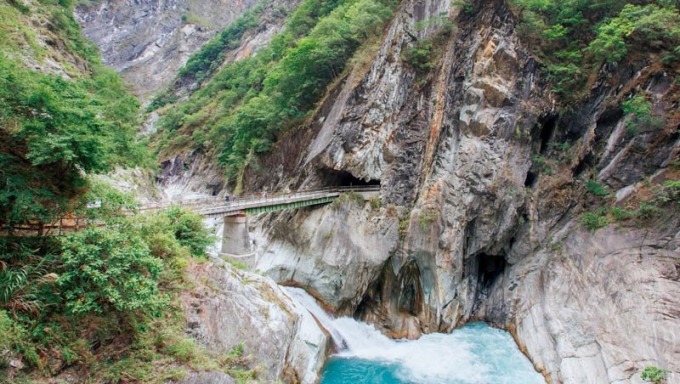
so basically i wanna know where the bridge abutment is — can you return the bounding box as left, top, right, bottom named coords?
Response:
left=221, top=215, right=252, bottom=256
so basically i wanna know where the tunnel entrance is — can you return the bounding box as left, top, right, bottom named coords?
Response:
left=318, top=168, right=380, bottom=187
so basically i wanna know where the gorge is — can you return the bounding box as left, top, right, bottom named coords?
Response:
left=0, top=0, right=678, bottom=383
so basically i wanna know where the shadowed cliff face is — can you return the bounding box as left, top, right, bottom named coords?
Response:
left=243, top=0, right=679, bottom=383
left=74, top=0, right=261, bottom=99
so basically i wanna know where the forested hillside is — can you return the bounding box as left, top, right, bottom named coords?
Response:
left=0, top=1, right=239, bottom=382
left=150, top=0, right=398, bottom=190
left=1, top=0, right=679, bottom=382
left=151, top=0, right=679, bottom=191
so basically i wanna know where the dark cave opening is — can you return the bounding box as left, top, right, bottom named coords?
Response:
left=594, top=108, right=624, bottom=144
left=524, top=171, right=537, bottom=187
left=538, top=115, right=558, bottom=154
left=476, top=253, right=506, bottom=288
left=318, top=168, right=381, bottom=187
left=573, top=153, right=595, bottom=177
left=396, top=260, right=423, bottom=316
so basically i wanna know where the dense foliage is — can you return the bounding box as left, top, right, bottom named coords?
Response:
left=178, top=5, right=264, bottom=84
left=58, top=226, right=165, bottom=315
left=0, top=207, right=226, bottom=382
left=153, top=0, right=396, bottom=187
left=0, top=1, right=224, bottom=381
left=0, top=0, right=149, bottom=230
left=508, top=0, right=680, bottom=98
left=0, top=57, right=147, bottom=229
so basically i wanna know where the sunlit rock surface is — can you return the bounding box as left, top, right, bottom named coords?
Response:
left=182, top=260, right=329, bottom=383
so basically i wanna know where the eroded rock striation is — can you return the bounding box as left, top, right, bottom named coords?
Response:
left=242, top=0, right=679, bottom=383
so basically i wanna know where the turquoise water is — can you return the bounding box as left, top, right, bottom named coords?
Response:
left=319, top=323, right=545, bottom=384
left=282, top=287, right=544, bottom=384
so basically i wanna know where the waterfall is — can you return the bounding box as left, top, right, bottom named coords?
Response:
left=284, top=287, right=391, bottom=351
left=284, top=286, right=546, bottom=384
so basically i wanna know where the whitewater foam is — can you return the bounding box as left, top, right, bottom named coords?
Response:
left=283, top=287, right=545, bottom=384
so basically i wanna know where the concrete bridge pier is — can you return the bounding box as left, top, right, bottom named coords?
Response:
left=221, top=215, right=252, bottom=255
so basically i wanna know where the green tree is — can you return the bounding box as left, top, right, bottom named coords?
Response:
left=57, top=226, right=166, bottom=315
left=0, top=55, right=144, bottom=229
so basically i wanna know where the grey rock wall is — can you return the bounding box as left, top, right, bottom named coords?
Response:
left=182, top=259, right=329, bottom=383
left=76, top=0, right=680, bottom=382
left=75, top=0, right=264, bottom=99
left=246, top=0, right=680, bottom=383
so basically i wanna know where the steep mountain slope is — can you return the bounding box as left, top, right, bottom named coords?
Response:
left=0, top=2, right=329, bottom=383
left=75, top=0, right=264, bottom=99
left=75, top=0, right=679, bottom=382
left=240, top=1, right=680, bottom=382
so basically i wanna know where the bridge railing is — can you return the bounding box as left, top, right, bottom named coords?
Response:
left=222, top=185, right=380, bottom=208
left=4, top=186, right=380, bottom=235
left=138, top=185, right=380, bottom=212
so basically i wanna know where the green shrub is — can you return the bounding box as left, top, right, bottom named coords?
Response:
left=165, top=337, right=199, bottom=363
left=637, top=201, right=662, bottom=220
left=586, top=180, right=609, bottom=197
left=418, top=209, right=438, bottom=230
left=610, top=207, right=635, bottom=221
left=402, top=38, right=436, bottom=71
left=163, top=207, right=213, bottom=257
left=58, top=226, right=166, bottom=315
left=641, top=366, right=669, bottom=383
left=622, top=95, right=654, bottom=135
left=581, top=210, right=609, bottom=232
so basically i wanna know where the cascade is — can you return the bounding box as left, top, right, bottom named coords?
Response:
left=284, top=287, right=546, bottom=384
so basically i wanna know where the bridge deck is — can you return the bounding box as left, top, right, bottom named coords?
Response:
left=139, top=185, right=379, bottom=217
left=4, top=186, right=380, bottom=235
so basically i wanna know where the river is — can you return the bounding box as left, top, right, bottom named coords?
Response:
left=284, top=287, right=546, bottom=384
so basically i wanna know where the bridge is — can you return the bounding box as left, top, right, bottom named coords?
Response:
left=145, top=185, right=380, bottom=257
left=137, top=185, right=380, bottom=217
left=5, top=186, right=380, bottom=256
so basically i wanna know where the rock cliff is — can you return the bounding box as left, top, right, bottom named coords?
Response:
left=75, top=0, right=680, bottom=382
left=241, top=0, right=679, bottom=383
left=182, top=259, right=329, bottom=383
left=75, top=0, right=274, bottom=99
